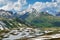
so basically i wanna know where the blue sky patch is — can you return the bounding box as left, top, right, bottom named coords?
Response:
left=27, top=0, right=52, bottom=4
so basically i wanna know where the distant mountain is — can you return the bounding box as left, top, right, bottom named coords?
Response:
left=23, top=9, right=60, bottom=27
left=0, top=9, right=13, bottom=18
left=56, top=12, right=60, bottom=16
left=25, top=8, right=53, bottom=22
left=19, top=12, right=29, bottom=20
left=0, top=9, right=60, bottom=30
left=40, top=12, right=53, bottom=16
left=0, top=9, right=53, bottom=19
left=0, top=9, right=31, bottom=30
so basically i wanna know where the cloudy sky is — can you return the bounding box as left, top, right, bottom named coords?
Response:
left=0, top=0, right=60, bottom=15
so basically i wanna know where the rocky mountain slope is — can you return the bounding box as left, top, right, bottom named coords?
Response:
left=0, top=9, right=60, bottom=30
left=0, top=9, right=29, bottom=30
left=0, top=9, right=60, bottom=40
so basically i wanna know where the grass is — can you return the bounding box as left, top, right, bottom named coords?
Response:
left=49, top=38, right=60, bottom=40
left=41, top=27, right=60, bottom=31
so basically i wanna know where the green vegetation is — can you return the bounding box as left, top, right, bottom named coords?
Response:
left=0, top=17, right=29, bottom=30
left=26, top=12, right=60, bottom=28
left=0, top=11, right=60, bottom=29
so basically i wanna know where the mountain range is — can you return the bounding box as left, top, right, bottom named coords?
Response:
left=0, top=9, right=60, bottom=30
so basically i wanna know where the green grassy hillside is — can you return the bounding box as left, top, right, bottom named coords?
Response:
left=25, top=12, right=60, bottom=28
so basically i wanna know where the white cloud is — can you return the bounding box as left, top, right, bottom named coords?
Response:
left=32, top=2, right=45, bottom=11
left=0, top=0, right=60, bottom=15
left=13, top=0, right=27, bottom=11
left=0, top=0, right=27, bottom=11
left=56, top=0, right=60, bottom=2
left=27, top=0, right=60, bottom=15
